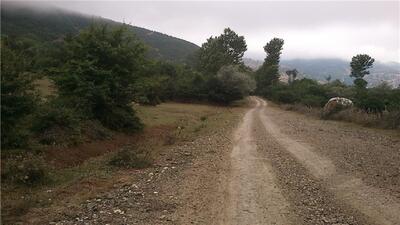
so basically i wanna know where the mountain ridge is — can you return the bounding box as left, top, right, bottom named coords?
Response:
left=1, top=3, right=200, bottom=62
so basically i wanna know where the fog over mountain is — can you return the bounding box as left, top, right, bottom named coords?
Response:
left=8, top=0, right=399, bottom=63
left=1, top=2, right=199, bottom=62
left=4, top=1, right=398, bottom=87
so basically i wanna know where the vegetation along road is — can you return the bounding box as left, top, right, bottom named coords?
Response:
left=2, top=3, right=399, bottom=225
left=24, top=97, right=398, bottom=225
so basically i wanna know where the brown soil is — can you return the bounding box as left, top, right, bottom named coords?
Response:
left=45, top=125, right=175, bottom=168
left=6, top=97, right=400, bottom=225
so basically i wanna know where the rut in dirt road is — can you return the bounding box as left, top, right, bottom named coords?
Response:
left=225, top=96, right=400, bottom=225
left=224, top=97, right=292, bottom=225
left=254, top=97, right=400, bottom=225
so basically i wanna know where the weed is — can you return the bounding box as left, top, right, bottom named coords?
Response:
left=108, top=146, right=152, bottom=169
left=1, top=154, right=50, bottom=186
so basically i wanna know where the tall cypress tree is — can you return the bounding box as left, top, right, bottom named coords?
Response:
left=350, top=54, right=374, bottom=89
left=256, top=38, right=284, bottom=93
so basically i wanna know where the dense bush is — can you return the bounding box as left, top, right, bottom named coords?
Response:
left=355, top=91, right=386, bottom=113
left=300, top=95, right=327, bottom=107
left=207, top=65, right=255, bottom=104
left=267, top=85, right=298, bottom=104
left=95, top=106, right=143, bottom=132
left=31, top=101, right=82, bottom=145
left=266, top=79, right=329, bottom=107
left=1, top=38, right=38, bottom=149
left=51, top=24, right=145, bottom=132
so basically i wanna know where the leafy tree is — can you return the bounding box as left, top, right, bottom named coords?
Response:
left=197, top=28, right=247, bottom=74
left=51, top=24, right=145, bottom=132
left=1, top=37, right=38, bottom=148
left=174, top=68, right=207, bottom=101
left=207, top=65, right=255, bottom=104
left=256, top=38, right=284, bottom=92
left=350, top=54, right=374, bottom=88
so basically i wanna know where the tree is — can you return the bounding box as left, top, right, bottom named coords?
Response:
left=1, top=37, right=38, bottom=148
left=256, top=38, right=284, bottom=92
left=207, top=65, right=255, bottom=104
left=350, top=54, right=374, bottom=88
left=197, top=28, right=247, bottom=74
left=286, top=69, right=298, bottom=84
left=52, top=24, right=145, bottom=131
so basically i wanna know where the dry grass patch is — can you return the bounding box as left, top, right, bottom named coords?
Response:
left=1, top=100, right=247, bottom=224
left=278, top=102, right=400, bottom=130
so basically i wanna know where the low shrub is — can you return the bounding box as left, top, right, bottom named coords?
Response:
left=81, top=120, right=112, bottom=141
left=108, top=147, right=152, bottom=169
left=300, top=94, right=326, bottom=107
left=31, top=102, right=81, bottom=145
left=261, top=77, right=400, bottom=130
left=1, top=154, right=49, bottom=186
left=272, top=89, right=298, bottom=104
left=355, top=92, right=386, bottom=114
left=95, top=106, right=143, bottom=133
left=282, top=103, right=321, bottom=117
left=325, top=108, right=400, bottom=129
left=382, top=111, right=400, bottom=129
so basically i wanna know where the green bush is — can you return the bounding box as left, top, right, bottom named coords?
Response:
left=353, top=85, right=398, bottom=114
left=207, top=65, right=255, bottom=104
left=272, top=89, right=298, bottom=104
left=95, top=106, right=143, bottom=133
left=31, top=102, right=81, bottom=145
left=1, top=37, right=38, bottom=149
left=52, top=24, right=145, bottom=132
left=300, top=94, right=326, bottom=107
left=265, top=79, right=329, bottom=106
left=356, top=93, right=386, bottom=113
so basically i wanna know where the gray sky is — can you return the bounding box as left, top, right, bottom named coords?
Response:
left=9, top=1, right=400, bottom=62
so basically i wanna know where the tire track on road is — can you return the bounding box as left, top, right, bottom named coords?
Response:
left=256, top=97, right=400, bottom=225
left=224, top=97, right=293, bottom=225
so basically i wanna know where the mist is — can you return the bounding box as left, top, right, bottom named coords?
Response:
left=4, top=1, right=400, bottom=62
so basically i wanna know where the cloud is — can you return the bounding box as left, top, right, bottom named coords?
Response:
left=6, top=0, right=400, bottom=62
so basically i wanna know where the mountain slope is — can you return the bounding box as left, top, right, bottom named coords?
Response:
left=1, top=3, right=199, bottom=62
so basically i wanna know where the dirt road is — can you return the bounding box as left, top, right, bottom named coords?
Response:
left=223, top=96, right=400, bottom=225
left=34, top=97, right=399, bottom=225
left=224, top=98, right=292, bottom=225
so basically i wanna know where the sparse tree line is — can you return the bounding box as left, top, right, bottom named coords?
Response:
left=2, top=23, right=400, bottom=150
left=253, top=38, right=399, bottom=128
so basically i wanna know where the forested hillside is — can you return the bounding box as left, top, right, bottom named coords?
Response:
left=1, top=4, right=199, bottom=62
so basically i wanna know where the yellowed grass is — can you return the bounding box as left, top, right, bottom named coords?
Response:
left=34, top=77, right=56, bottom=97
left=2, top=100, right=247, bottom=224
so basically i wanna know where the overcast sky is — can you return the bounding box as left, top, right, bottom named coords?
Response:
left=8, top=1, right=400, bottom=62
